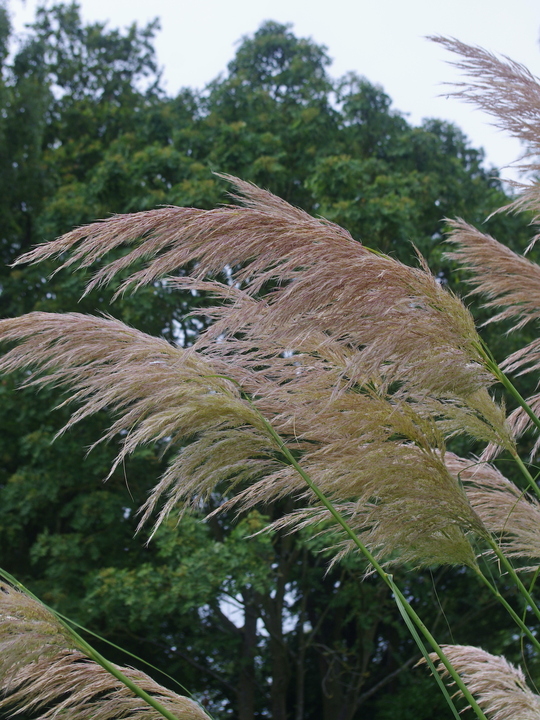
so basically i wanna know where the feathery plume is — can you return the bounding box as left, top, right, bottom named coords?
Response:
left=0, top=311, right=487, bottom=565
left=0, top=178, right=511, bottom=563
left=445, top=454, right=540, bottom=563
left=210, top=386, right=489, bottom=568
left=0, top=582, right=210, bottom=720
left=481, top=391, right=540, bottom=462
left=432, top=36, right=540, bottom=249
left=268, top=442, right=483, bottom=570
left=444, top=219, right=540, bottom=458
left=445, top=219, right=540, bottom=331
left=0, top=312, right=281, bottom=526
left=14, top=176, right=495, bottom=399
left=430, top=36, right=540, bottom=159
left=428, top=645, right=540, bottom=720
left=435, top=38, right=540, bottom=458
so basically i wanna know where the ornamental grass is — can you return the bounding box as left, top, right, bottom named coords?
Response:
left=2, top=35, right=540, bottom=720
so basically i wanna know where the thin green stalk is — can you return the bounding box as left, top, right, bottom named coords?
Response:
left=489, top=360, right=540, bottom=438
left=510, top=450, right=540, bottom=503
left=0, top=569, right=190, bottom=720
left=256, top=412, right=489, bottom=720
left=522, top=568, right=540, bottom=693
left=472, top=565, right=540, bottom=655
left=70, top=637, right=185, bottom=720
left=485, top=538, right=540, bottom=626
left=390, top=576, right=461, bottom=720
left=524, top=568, right=540, bottom=630
left=474, top=341, right=540, bottom=500
left=59, top=615, right=194, bottom=699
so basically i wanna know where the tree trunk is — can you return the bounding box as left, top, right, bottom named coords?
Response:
left=259, top=531, right=297, bottom=720
left=237, top=591, right=258, bottom=720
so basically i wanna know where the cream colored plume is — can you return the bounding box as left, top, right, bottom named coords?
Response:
left=445, top=220, right=540, bottom=332
left=430, top=36, right=540, bottom=162
left=13, top=176, right=495, bottom=401
left=434, top=36, right=540, bottom=458
left=432, top=35, right=540, bottom=246
left=445, top=454, right=540, bottom=564
left=444, top=221, right=540, bottom=441
left=429, top=645, right=540, bottom=720
left=0, top=583, right=210, bottom=720
left=0, top=177, right=512, bottom=564
left=0, top=312, right=281, bottom=532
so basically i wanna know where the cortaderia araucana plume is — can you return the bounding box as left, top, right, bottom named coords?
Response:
left=431, top=35, right=540, bottom=461
left=0, top=175, right=515, bottom=568
left=0, top=582, right=210, bottom=720
left=415, top=34, right=540, bottom=718
left=445, top=453, right=540, bottom=564
left=428, top=645, right=540, bottom=720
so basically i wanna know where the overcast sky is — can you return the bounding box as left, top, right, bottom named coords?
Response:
left=9, top=0, right=540, bottom=181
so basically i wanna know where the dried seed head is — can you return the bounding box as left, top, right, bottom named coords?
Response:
left=0, top=583, right=210, bottom=720
left=0, top=178, right=509, bottom=561
left=15, top=176, right=493, bottom=400
left=430, top=36, right=540, bottom=164
left=427, top=644, right=540, bottom=720
left=0, top=312, right=281, bottom=535
left=269, top=446, right=484, bottom=571
left=445, top=219, right=540, bottom=332
left=446, top=453, right=540, bottom=565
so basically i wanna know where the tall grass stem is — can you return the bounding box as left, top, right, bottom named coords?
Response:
left=257, top=410, right=489, bottom=720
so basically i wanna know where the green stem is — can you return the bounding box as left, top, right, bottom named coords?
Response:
left=475, top=343, right=540, bottom=500
left=510, top=450, right=540, bottom=502
left=486, top=537, right=540, bottom=626
left=492, top=362, right=540, bottom=437
left=257, top=414, right=488, bottom=720
left=522, top=568, right=540, bottom=680
left=72, top=638, right=186, bottom=720
left=473, top=566, right=540, bottom=654
left=390, top=576, right=461, bottom=720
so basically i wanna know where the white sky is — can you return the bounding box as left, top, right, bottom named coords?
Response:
left=8, top=0, right=540, bottom=180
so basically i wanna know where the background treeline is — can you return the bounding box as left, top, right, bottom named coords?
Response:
left=0, top=4, right=536, bottom=719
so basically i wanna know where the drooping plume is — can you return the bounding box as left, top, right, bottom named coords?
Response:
left=14, top=176, right=497, bottom=400
left=0, top=177, right=510, bottom=564
left=445, top=454, right=540, bottom=565
left=0, top=583, right=210, bottom=720
left=0, top=312, right=281, bottom=531
left=434, top=36, right=540, bottom=458
left=429, top=645, right=540, bottom=720
left=430, top=36, right=540, bottom=162
left=445, top=219, right=540, bottom=332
